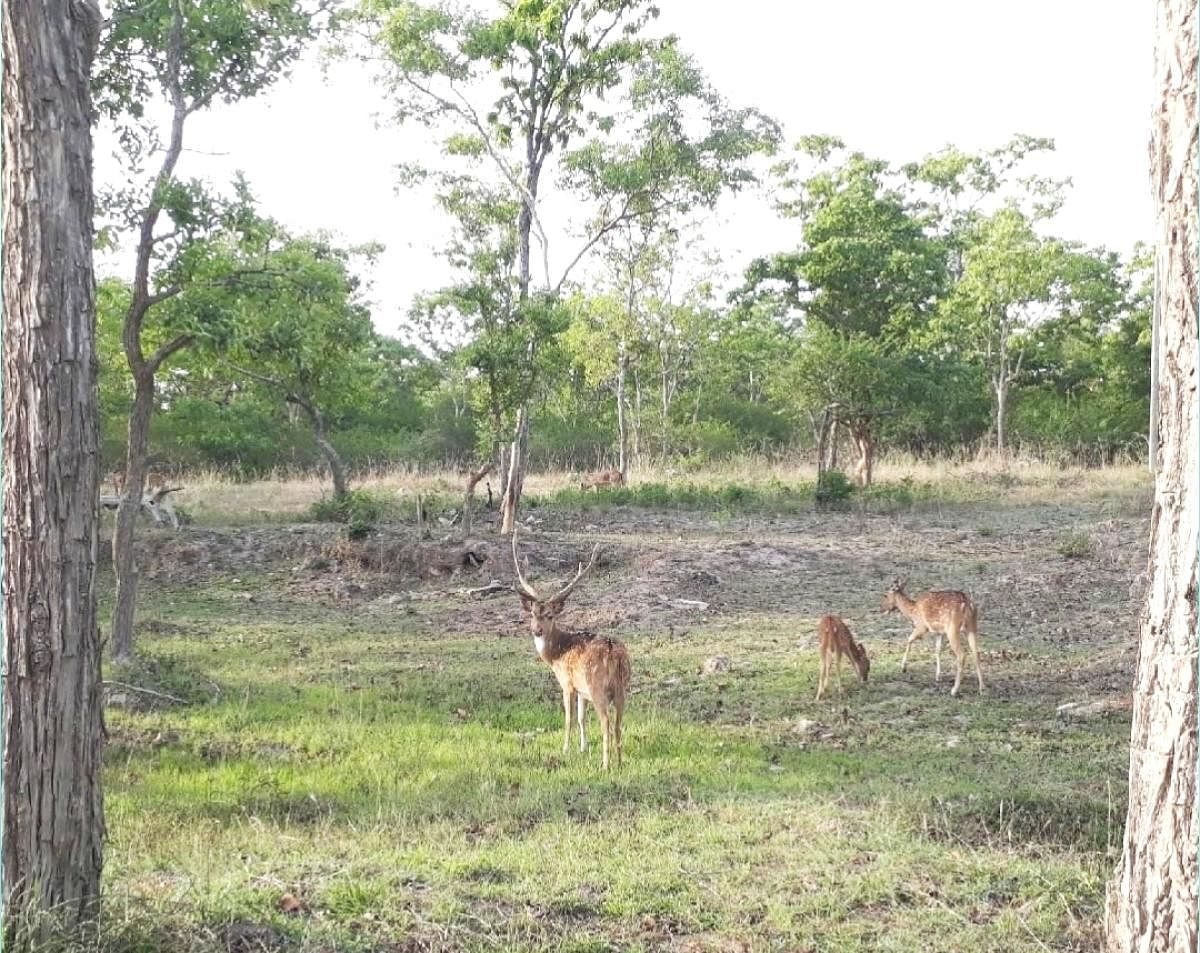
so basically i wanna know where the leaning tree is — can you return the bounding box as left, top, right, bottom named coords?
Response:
left=2, top=0, right=106, bottom=938
left=1103, top=0, right=1197, bottom=949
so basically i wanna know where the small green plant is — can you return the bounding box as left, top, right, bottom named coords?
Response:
left=977, top=525, right=997, bottom=537
left=1056, top=531, right=1095, bottom=559
left=815, top=469, right=855, bottom=505
left=307, top=488, right=390, bottom=537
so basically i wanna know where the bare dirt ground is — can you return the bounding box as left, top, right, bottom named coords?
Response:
left=130, top=491, right=1146, bottom=707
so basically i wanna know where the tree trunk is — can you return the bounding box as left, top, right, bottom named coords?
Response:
left=2, top=0, right=106, bottom=936
left=290, top=395, right=348, bottom=499
left=500, top=406, right=529, bottom=535
left=1104, top=0, right=1198, bottom=948
left=111, top=372, right=154, bottom=662
left=994, top=373, right=1008, bottom=455
left=632, top=368, right=642, bottom=462
left=616, top=346, right=629, bottom=476
left=851, top=423, right=875, bottom=488
left=462, top=463, right=493, bottom=540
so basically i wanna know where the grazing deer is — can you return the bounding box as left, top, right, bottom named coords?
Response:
left=580, top=469, right=625, bottom=492
left=815, top=614, right=870, bottom=700
left=512, top=532, right=631, bottom=770
left=881, top=577, right=984, bottom=696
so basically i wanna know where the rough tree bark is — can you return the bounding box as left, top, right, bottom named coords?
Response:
left=2, top=0, right=106, bottom=934
left=1104, top=0, right=1198, bottom=948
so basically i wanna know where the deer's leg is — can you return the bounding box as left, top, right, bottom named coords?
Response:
left=933, top=634, right=944, bottom=683
left=816, top=650, right=827, bottom=700
left=967, top=628, right=984, bottom=694
left=613, top=697, right=624, bottom=768
left=835, top=651, right=844, bottom=698
left=595, top=701, right=612, bottom=770
left=900, top=625, right=927, bottom=673
left=562, top=689, right=574, bottom=754
left=947, top=627, right=965, bottom=697
left=577, top=694, right=588, bottom=752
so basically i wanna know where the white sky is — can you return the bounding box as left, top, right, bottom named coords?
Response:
left=94, top=0, right=1156, bottom=337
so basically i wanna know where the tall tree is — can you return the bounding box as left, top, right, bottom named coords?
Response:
left=2, top=0, right=106, bottom=936
left=352, top=0, right=662, bottom=532
left=95, top=0, right=328, bottom=661
left=931, top=205, right=1060, bottom=453
left=223, top=232, right=381, bottom=499
left=1104, top=0, right=1197, bottom=947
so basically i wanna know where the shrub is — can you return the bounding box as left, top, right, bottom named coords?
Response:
left=308, top=488, right=391, bottom=539
left=815, top=469, right=855, bottom=505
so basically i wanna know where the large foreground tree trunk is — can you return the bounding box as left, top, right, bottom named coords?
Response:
left=1104, top=0, right=1198, bottom=948
left=2, top=0, right=106, bottom=936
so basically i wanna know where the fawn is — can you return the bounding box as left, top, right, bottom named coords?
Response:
left=512, top=531, right=631, bottom=770
left=580, top=469, right=625, bottom=492
left=815, top=614, right=870, bottom=700
left=881, top=577, right=984, bottom=696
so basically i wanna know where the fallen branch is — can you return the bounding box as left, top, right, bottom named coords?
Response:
left=465, top=580, right=508, bottom=599
left=103, top=680, right=186, bottom=705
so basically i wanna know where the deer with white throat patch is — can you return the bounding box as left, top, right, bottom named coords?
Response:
left=512, top=532, right=631, bottom=770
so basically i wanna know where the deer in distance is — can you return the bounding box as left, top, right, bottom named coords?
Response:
left=580, top=469, right=625, bottom=492
left=815, top=614, right=870, bottom=700
left=881, top=577, right=984, bottom=696
left=110, top=468, right=169, bottom=497
left=512, top=532, right=631, bottom=770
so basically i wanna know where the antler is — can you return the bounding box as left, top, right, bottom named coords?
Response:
left=547, top=544, right=601, bottom=605
left=511, top=529, right=541, bottom=600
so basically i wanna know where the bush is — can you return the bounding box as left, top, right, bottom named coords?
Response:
left=815, top=469, right=855, bottom=505
left=308, top=488, right=391, bottom=539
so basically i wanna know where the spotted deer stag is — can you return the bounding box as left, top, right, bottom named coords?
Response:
left=580, top=469, right=625, bottom=492
left=815, top=614, right=870, bottom=700
left=881, top=577, right=984, bottom=696
left=512, top=532, right=631, bottom=769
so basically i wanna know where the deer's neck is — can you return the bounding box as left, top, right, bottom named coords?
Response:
left=533, top=624, right=571, bottom=663
left=894, top=592, right=920, bottom=621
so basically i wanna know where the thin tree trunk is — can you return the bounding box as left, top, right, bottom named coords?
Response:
left=462, top=463, right=493, bottom=540
left=995, top=376, right=1008, bottom=455
left=632, top=368, right=642, bottom=462
left=111, top=373, right=154, bottom=662
left=109, top=4, right=191, bottom=662
left=851, top=423, right=875, bottom=488
left=2, top=0, right=106, bottom=935
left=616, top=346, right=628, bottom=475
left=500, top=406, right=529, bottom=535
left=290, top=395, right=348, bottom=499
left=1104, top=0, right=1197, bottom=947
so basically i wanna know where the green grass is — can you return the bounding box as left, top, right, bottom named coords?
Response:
left=90, top=581, right=1124, bottom=952
left=73, top=462, right=1152, bottom=952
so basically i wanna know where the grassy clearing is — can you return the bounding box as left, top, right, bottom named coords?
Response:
left=171, top=455, right=1152, bottom=528
left=83, top=461, right=1146, bottom=952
